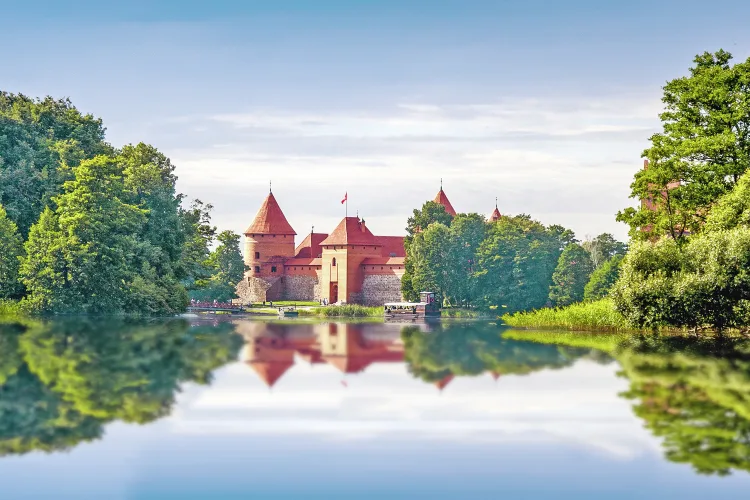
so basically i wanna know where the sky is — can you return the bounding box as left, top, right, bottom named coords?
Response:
left=2, top=1, right=750, bottom=242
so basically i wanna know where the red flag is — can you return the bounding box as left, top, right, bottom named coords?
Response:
left=341, top=192, right=347, bottom=204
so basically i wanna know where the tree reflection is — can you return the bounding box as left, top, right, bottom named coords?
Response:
left=0, top=318, right=241, bottom=456
left=616, top=335, right=750, bottom=476
left=401, top=322, right=596, bottom=383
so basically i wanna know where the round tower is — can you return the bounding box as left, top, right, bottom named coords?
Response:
left=243, top=189, right=297, bottom=284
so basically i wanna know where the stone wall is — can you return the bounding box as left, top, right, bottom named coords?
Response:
left=236, top=276, right=282, bottom=304
left=284, top=274, right=319, bottom=301
left=360, top=274, right=404, bottom=306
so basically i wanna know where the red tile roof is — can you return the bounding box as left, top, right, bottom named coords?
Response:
left=248, top=360, right=293, bottom=387
left=490, top=207, right=502, bottom=222
left=320, top=217, right=379, bottom=246
left=295, top=232, right=328, bottom=258
left=376, top=236, right=406, bottom=257
left=433, top=189, right=457, bottom=216
left=244, top=193, right=296, bottom=235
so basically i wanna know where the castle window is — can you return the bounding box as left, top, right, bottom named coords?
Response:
left=255, top=252, right=260, bottom=259
left=271, top=266, right=277, bottom=273
left=332, top=258, right=337, bottom=267
left=254, top=266, right=260, bottom=273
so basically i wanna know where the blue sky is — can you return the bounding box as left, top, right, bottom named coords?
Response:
left=2, top=1, right=750, bottom=240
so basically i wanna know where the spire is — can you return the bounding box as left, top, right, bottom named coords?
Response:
left=269, top=180, right=272, bottom=194
left=244, top=191, right=297, bottom=235
left=433, top=183, right=457, bottom=216
left=490, top=199, right=502, bottom=222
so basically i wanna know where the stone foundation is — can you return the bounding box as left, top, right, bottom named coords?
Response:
left=361, top=274, right=404, bottom=306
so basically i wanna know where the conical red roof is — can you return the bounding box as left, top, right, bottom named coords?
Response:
left=433, top=189, right=457, bottom=216
left=320, top=217, right=379, bottom=246
left=244, top=193, right=296, bottom=235
left=490, top=207, right=502, bottom=222
left=248, top=360, right=293, bottom=387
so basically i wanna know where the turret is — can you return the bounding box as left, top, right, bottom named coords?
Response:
left=490, top=198, right=502, bottom=222
left=244, top=188, right=297, bottom=279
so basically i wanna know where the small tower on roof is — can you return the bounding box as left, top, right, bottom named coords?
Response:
left=244, top=185, right=297, bottom=285
left=490, top=197, right=502, bottom=222
left=433, top=179, right=457, bottom=216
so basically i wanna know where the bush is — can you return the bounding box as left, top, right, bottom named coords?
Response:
left=611, top=228, right=750, bottom=331
left=584, top=254, right=623, bottom=301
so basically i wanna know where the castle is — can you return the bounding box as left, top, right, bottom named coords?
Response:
left=236, top=185, right=502, bottom=305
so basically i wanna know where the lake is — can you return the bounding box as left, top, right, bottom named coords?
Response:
left=1, top=317, right=749, bottom=499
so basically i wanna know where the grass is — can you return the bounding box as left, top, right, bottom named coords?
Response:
left=301, top=304, right=383, bottom=318
left=501, top=299, right=635, bottom=332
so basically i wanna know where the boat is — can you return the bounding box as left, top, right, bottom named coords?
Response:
left=384, top=291, right=441, bottom=320
left=278, top=307, right=299, bottom=318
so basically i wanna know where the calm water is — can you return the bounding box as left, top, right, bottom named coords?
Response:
left=1, top=317, right=750, bottom=499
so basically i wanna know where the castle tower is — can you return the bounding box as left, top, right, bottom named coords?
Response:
left=242, top=189, right=297, bottom=302
left=433, top=181, right=457, bottom=216
left=490, top=198, right=502, bottom=222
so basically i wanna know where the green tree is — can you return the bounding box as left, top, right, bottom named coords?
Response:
left=445, top=213, right=486, bottom=306
left=0, top=92, right=110, bottom=236
left=549, top=243, right=594, bottom=307
left=0, top=204, right=23, bottom=299
left=20, top=156, right=146, bottom=314
left=191, top=230, right=247, bottom=302
left=402, top=201, right=454, bottom=300
left=582, top=233, right=627, bottom=269
left=404, top=223, right=452, bottom=303
left=474, top=215, right=565, bottom=313
left=583, top=254, right=623, bottom=301
left=617, top=50, right=750, bottom=241
left=704, top=169, right=750, bottom=232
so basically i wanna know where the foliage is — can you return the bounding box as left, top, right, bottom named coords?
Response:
left=0, top=92, right=111, bottom=237
left=704, top=169, right=750, bottom=232
left=501, top=299, right=633, bottom=332
left=581, top=233, right=627, bottom=269
left=0, top=204, right=23, bottom=299
left=612, top=228, right=750, bottom=331
left=474, top=215, right=568, bottom=313
left=549, top=243, right=593, bottom=307
left=190, top=230, right=246, bottom=302
left=584, top=254, right=624, bottom=301
left=617, top=50, right=750, bottom=241
left=402, top=201, right=454, bottom=300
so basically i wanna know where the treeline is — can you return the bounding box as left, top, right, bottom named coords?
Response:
left=400, top=201, right=626, bottom=313
left=0, top=93, right=245, bottom=315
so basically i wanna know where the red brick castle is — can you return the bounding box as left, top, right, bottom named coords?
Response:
left=235, top=186, right=491, bottom=305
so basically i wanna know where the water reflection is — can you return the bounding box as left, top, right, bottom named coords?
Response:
left=2, top=316, right=750, bottom=482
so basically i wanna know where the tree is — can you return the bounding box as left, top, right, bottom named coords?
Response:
left=403, top=223, right=452, bottom=303
left=617, top=50, right=750, bottom=241
left=582, top=233, right=627, bottom=269
left=0, top=92, right=110, bottom=237
left=445, top=213, right=486, bottom=306
left=191, top=230, right=247, bottom=302
left=20, top=156, right=146, bottom=314
left=549, top=244, right=594, bottom=307
left=178, top=199, right=216, bottom=292
left=474, top=215, right=565, bottom=313
left=402, top=201, right=454, bottom=301
left=704, top=169, right=750, bottom=232
left=584, top=254, right=623, bottom=301
left=0, top=204, right=23, bottom=299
